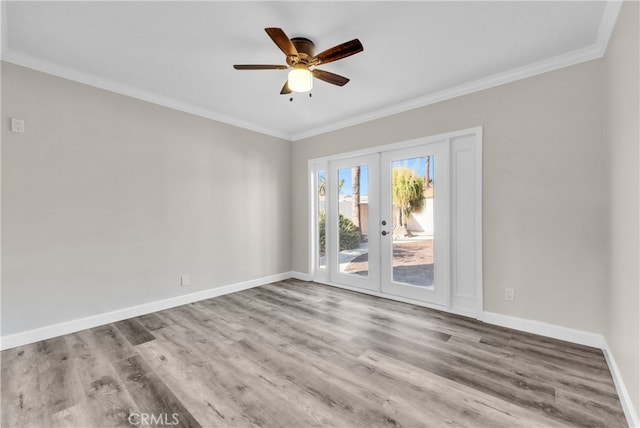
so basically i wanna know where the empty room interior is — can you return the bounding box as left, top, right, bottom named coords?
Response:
left=1, top=1, right=639, bottom=427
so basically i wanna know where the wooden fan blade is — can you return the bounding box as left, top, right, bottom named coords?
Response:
left=312, top=69, right=350, bottom=86
left=313, top=39, right=363, bottom=65
left=265, top=28, right=298, bottom=57
left=234, top=64, right=288, bottom=70
left=280, top=81, right=292, bottom=94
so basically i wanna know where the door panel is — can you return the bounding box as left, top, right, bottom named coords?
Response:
left=328, top=154, right=380, bottom=291
left=380, top=143, right=449, bottom=305
left=316, top=169, right=327, bottom=272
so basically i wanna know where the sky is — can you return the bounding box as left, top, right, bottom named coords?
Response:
left=331, top=156, right=433, bottom=197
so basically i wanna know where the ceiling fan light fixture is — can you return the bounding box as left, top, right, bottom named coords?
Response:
left=234, top=28, right=362, bottom=94
left=288, top=68, right=313, bottom=92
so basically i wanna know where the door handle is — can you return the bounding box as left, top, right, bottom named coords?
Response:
left=382, top=231, right=389, bottom=236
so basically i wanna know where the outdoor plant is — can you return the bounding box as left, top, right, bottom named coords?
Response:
left=392, top=167, right=426, bottom=238
left=318, top=211, right=361, bottom=254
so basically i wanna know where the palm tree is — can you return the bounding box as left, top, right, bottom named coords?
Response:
left=318, top=176, right=344, bottom=197
left=392, top=167, right=426, bottom=238
left=425, top=156, right=431, bottom=189
left=351, top=166, right=361, bottom=237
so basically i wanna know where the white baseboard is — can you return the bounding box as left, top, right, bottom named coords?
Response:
left=602, top=339, right=640, bottom=428
left=482, top=311, right=638, bottom=427
left=290, top=271, right=311, bottom=281
left=0, top=271, right=292, bottom=351
left=2, top=274, right=637, bottom=428
left=481, top=311, right=605, bottom=348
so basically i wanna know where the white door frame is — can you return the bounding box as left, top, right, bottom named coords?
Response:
left=327, top=154, right=380, bottom=291
left=379, top=142, right=450, bottom=305
left=308, top=127, right=483, bottom=318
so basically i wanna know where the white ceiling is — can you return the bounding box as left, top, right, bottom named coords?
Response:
left=1, top=1, right=620, bottom=141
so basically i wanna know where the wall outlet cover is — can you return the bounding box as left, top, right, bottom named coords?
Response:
left=11, top=118, right=25, bottom=133
left=505, top=288, right=515, bottom=301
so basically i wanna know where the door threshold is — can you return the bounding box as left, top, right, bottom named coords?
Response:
left=311, top=279, right=479, bottom=320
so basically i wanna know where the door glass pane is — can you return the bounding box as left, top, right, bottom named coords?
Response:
left=338, top=165, right=368, bottom=276
left=391, top=156, right=434, bottom=287
left=317, top=171, right=327, bottom=270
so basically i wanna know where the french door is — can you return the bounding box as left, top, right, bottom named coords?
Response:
left=380, top=143, right=449, bottom=305
left=317, top=143, right=449, bottom=306
left=327, top=154, right=380, bottom=291
left=312, top=129, right=482, bottom=315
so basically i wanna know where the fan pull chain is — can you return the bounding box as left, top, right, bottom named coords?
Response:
left=289, top=93, right=313, bottom=102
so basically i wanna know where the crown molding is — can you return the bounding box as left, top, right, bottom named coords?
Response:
left=595, top=0, right=623, bottom=56
left=0, top=50, right=291, bottom=141
left=1, top=1, right=623, bottom=143
left=290, top=43, right=603, bottom=141
left=1, top=1, right=8, bottom=55
left=290, top=0, right=622, bottom=141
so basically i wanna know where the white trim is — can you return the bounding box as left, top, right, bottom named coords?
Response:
left=481, top=311, right=604, bottom=349
left=307, top=284, right=638, bottom=428
left=307, top=164, right=316, bottom=280
left=2, top=0, right=621, bottom=145
left=602, top=339, right=640, bottom=428
left=596, top=1, right=624, bottom=56
left=308, top=127, right=482, bottom=164
left=290, top=0, right=622, bottom=142
left=474, top=130, right=484, bottom=316
left=2, top=271, right=636, bottom=428
left=2, top=45, right=601, bottom=143
left=1, top=1, right=8, bottom=54
left=0, top=51, right=290, bottom=141
left=0, top=272, right=292, bottom=351
left=290, top=271, right=312, bottom=282
left=290, top=45, right=602, bottom=141
left=313, top=279, right=478, bottom=320
left=308, top=161, right=330, bottom=284
left=480, top=309, right=640, bottom=426
left=0, top=0, right=5, bottom=362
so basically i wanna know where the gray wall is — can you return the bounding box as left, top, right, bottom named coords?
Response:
left=292, top=59, right=606, bottom=334
left=603, top=1, right=640, bottom=416
left=1, top=62, right=292, bottom=335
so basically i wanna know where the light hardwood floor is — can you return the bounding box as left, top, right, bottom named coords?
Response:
left=1, top=280, right=627, bottom=427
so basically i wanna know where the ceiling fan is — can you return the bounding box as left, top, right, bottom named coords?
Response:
left=233, top=27, right=364, bottom=95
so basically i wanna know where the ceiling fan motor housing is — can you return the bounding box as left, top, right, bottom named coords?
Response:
left=288, top=37, right=316, bottom=67
left=233, top=28, right=362, bottom=94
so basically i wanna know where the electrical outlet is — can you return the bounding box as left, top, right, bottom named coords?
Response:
left=10, top=118, right=25, bottom=134
left=505, top=288, right=515, bottom=301
left=180, top=274, right=190, bottom=287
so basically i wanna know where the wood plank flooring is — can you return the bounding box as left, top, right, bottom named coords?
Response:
left=1, top=280, right=628, bottom=427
